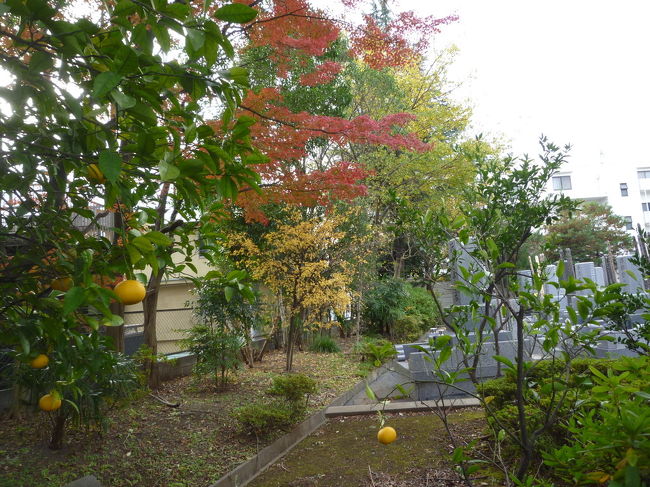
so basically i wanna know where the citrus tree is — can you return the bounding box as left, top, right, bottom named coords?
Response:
left=0, top=0, right=261, bottom=446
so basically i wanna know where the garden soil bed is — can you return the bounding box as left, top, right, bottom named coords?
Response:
left=0, top=339, right=361, bottom=487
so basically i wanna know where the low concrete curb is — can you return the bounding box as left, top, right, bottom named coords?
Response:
left=208, top=362, right=394, bottom=487
left=63, top=475, right=102, bottom=487
left=325, top=397, right=480, bottom=417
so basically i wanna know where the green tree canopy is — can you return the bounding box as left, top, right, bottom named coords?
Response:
left=545, top=201, right=634, bottom=262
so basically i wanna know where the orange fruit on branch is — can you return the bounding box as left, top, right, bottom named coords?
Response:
left=50, top=277, right=73, bottom=292
left=377, top=426, right=397, bottom=445
left=39, top=392, right=62, bottom=412
left=30, top=354, right=49, bottom=369
left=114, top=279, right=146, bottom=305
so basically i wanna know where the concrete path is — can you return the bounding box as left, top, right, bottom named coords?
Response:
left=325, top=397, right=480, bottom=417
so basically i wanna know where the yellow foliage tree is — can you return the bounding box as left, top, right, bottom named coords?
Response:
left=228, top=211, right=354, bottom=371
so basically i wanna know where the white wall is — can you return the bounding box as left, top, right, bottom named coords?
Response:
left=546, top=152, right=650, bottom=234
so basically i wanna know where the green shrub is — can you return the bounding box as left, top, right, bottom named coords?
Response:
left=181, top=324, right=244, bottom=388
left=363, top=279, right=440, bottom=339
left=393, top=315, right=422, bottom=342
left=477, top=377, right=517, bottom=410
left=362, top=278, right=410, bottom=336
left=309, top=335, right=340, bottom=353
left=356, top=337, right=396, bottom=367
left=544, top=398, right=650, bottom=485
left=405, top=285, right=440, bottom=330
left=268, top=373, right=317, bottom=415
left=482, top=355, right=650, bottom=478
left=232, top=401, right=293, bottom=436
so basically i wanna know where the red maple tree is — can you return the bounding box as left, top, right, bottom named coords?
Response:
left=215, top=0, right=458, bottom=222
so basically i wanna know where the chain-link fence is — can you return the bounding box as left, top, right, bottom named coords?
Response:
left=124, top=307, right=195, bottom=355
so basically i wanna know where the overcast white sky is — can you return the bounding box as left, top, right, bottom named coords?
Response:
left=397, top=0, right=650, bottom=168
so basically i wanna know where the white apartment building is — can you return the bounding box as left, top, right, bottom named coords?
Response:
left=545, top=154, right=650, bottom=234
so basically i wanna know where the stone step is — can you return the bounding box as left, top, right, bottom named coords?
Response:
left=325, top=398, right=480, bottom=417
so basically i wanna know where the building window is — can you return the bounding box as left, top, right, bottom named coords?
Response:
left=620, top=183, right=628, bottom=196
left=642, top=202, right=650, bottom=212
left=552, top=175, right=572, bottom=190
left=624, top=216, right=633, bottom=230
left=638, top=170, right=650, bottom=179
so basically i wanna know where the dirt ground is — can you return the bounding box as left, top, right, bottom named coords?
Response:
left=0, top=340, right=361, bottom=487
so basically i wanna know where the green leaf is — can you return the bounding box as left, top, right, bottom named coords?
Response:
left=113, top=0, right=136, bottom=16
left=98, top=150, right=121, bottom=182
left=493, top=355, right=515, bottom=370
left=214, top=3, right=258, bottom=23
left=187, top=28, right=205, bottom=51
left=18, top=334, right=30, bottom=356
left=92, top=72, right=122, bottom=99
left=159, top=161, right=180, bottom=181
left=29, top=51, right=54, bottom=73
left=111, top=89, right=136, bottom=109
left=365, top=383, right=377, bottom=401
left=63, top=287, right=86, bottom=315
left=633, top=390, right=650, bottom=400
left=451, top=446, right=464, bottom=463
left=112, top=46, right=138, bottom=75
left=150, top=22, right=171, bottom=52
left=145, top=231, right=173, bottom=246
left=497, top=429, right=506, bottom=441
left=105, top=314, right=124, bottom=327
left=131, top=236, right=154, bottom=252
left=225, top=66, right=249, bottom=86
left=224, top=286, right=234, bottom=302
left=127, top=244, right=142, bottom=265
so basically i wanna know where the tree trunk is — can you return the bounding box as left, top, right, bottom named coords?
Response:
left=105, top=210, right=125, bottom=352
left=285, top=314, right=301, bottom=372
left=143, top=269, right=165, bottom=390
left=49, top=413, right=67, bottom=450
left=106, top=301, right=125, bottom=353
left=514, top=308, right=532, bottom=480
left=355, top=294, right=362, bottom=344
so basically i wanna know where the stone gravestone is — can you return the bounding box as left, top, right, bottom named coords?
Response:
left=574, top=262, right=596, bottom=296
left=616, top=255, right=644, bottom=293
left=449, top=239, right=487, bottom=307
left=601, top=255, right=616, bottom=286
left=517, top=270, right=533, bottom=291
left=543, top=264, right=558, bottom=296
left=594, top=266, right=606, bottom=287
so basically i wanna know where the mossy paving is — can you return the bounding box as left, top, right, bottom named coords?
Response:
left=249, top=410, right=487, bottom=487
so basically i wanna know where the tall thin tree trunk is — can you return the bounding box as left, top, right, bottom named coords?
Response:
left=355, top=293, right=362, bottom=343
left=514, top=307, right=532, bottom=479
left=143, top=269, right=164, bottom=389
left=106, top=211, right=125, bottom=352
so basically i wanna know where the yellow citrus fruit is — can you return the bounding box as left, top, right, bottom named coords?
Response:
left=377, top=426, right=397, bottom=445
left=114, top=279, right=146, bottom=305
left=87, top=164, right=106, bottom=184
left=39, top=392, right=62, bottom=412
left=30, top=354, right=49, bottom=369
left=50, top=277, right=73, bottom=292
